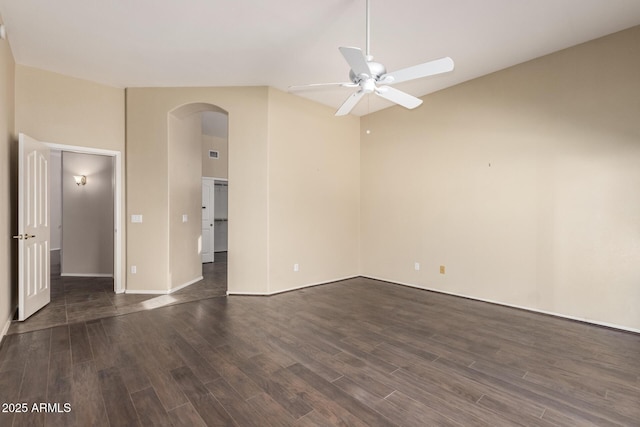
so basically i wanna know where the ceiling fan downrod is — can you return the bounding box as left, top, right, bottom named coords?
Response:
left=365, top=0, right=371, bottom=59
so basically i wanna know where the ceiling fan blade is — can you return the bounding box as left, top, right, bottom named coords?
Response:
left=375, top=86, right=423, bottom=109
left=339, top=47, right=371, bottom=78
left=288, top=82, right=358, bottom=92
left=335, top=90, right=366, bottom=116
left=382, top=57, right=454, bottom=85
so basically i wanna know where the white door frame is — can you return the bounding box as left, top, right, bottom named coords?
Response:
left=47, top=143, right=124, bottom=293
left=202, top=177, right=216, bottom=263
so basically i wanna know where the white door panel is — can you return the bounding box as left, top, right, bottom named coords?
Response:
left=17, top=133, right=51, bottom=321
left=201, top=178, right=215, bottom=263
left=213, top=181, right=228, bottom=252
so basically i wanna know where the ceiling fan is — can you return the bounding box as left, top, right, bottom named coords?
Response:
left=289, top=0, right=454, bottom=116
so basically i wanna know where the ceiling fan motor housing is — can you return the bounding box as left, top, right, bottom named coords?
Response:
left=349, top=61, right=387, bottom=83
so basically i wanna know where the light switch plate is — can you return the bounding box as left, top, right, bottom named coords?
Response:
left=131, top=214, right=143, bottom=223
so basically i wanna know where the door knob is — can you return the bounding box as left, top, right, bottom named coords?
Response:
left=12, top=234, right=23, bottom=240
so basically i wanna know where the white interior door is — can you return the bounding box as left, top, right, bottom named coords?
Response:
left=213, top=181, right=228, bottom=252
left=201, top=178, right=215, bottom=263
left=16, top=133, right=51, bottom=321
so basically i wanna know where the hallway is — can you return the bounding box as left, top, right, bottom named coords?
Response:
left=7, top=253, right=228, bottom=335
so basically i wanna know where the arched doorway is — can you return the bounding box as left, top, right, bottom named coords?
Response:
left=168, top=103, right=229, bottom=294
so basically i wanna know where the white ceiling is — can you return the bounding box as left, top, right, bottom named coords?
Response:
left=1, top=0, right=639, bottom=116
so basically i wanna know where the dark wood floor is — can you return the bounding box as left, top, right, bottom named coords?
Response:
left=7, top=253, right=228, bottom=335
left=1, top=276, right=639, bottom=426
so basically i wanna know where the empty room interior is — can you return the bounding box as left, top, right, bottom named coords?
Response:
left=0, top=1, right=639, bottom=426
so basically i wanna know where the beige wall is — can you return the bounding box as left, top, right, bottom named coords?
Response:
left=0, top=26, right=15, bottom=338
left=127, top=87, right=361, bottom=295
left=202, top=134, right=228, bottom=179
left=361, top=26, right=640, bottom=331
left=169, top=110, right=203, bottom=290
left=15, top=65, right=124, bottom=151
left=61, top=152, right=114, bottom=276
left=266, top=88, right=360, bottom=293
left=126, top=87, right=270, bottom=293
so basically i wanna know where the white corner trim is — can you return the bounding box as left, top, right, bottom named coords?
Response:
left=226, top=291, right=268, bottom=296
left=124, top=289, right=167, bottom=295
left=227, top=275, right=358, bottom=296
left=362, top=275, right=640, bottom=335
left=169, top=276, right=203, bottom=294
left=126, top=276, right=204, bottom=295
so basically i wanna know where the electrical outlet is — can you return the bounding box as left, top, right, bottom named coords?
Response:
left=293, top=263, right=299, bottom=272
left=131, top=266, right=137, bottom=274
left=414, top=262, right=420, bottom=271
left=131, top=214, right=143, bottom=223
left=440, top=265, right=446, bottom=274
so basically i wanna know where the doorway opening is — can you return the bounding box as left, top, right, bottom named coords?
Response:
left=9, top=138, right=124, bottom=331
left=52, top=151, right=115, bottom=278
left=47, top=143, right=122, bottom=293
left=167, top=103, right=229, bottom=294
left=201, top=110, right=229, bottom=265
left=46, top=149, right=117, bottom=322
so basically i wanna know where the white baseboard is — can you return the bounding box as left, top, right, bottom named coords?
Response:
left=60, top=273, right=113, bottom=278
left=1, top=307, right=16, bottom=344
left=169, top=276, right=203, bottom=294
left=124, top=289, right=166, bottom=295
left=126, top=276, right=204, bottom=295
left=363, top=275, right=640, bottom=335
left=227, top=275, right=358, bottom=296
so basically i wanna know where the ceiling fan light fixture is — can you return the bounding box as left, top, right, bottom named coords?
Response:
left=362, top=79, right=376, bottom=93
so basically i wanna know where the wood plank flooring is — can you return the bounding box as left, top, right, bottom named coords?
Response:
left=1, top=277, right=639, bottom=426
left=7, top=253, right=228, bottom=335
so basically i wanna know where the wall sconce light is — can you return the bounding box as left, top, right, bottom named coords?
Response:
left=73, top=175, right=87, bottom=186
